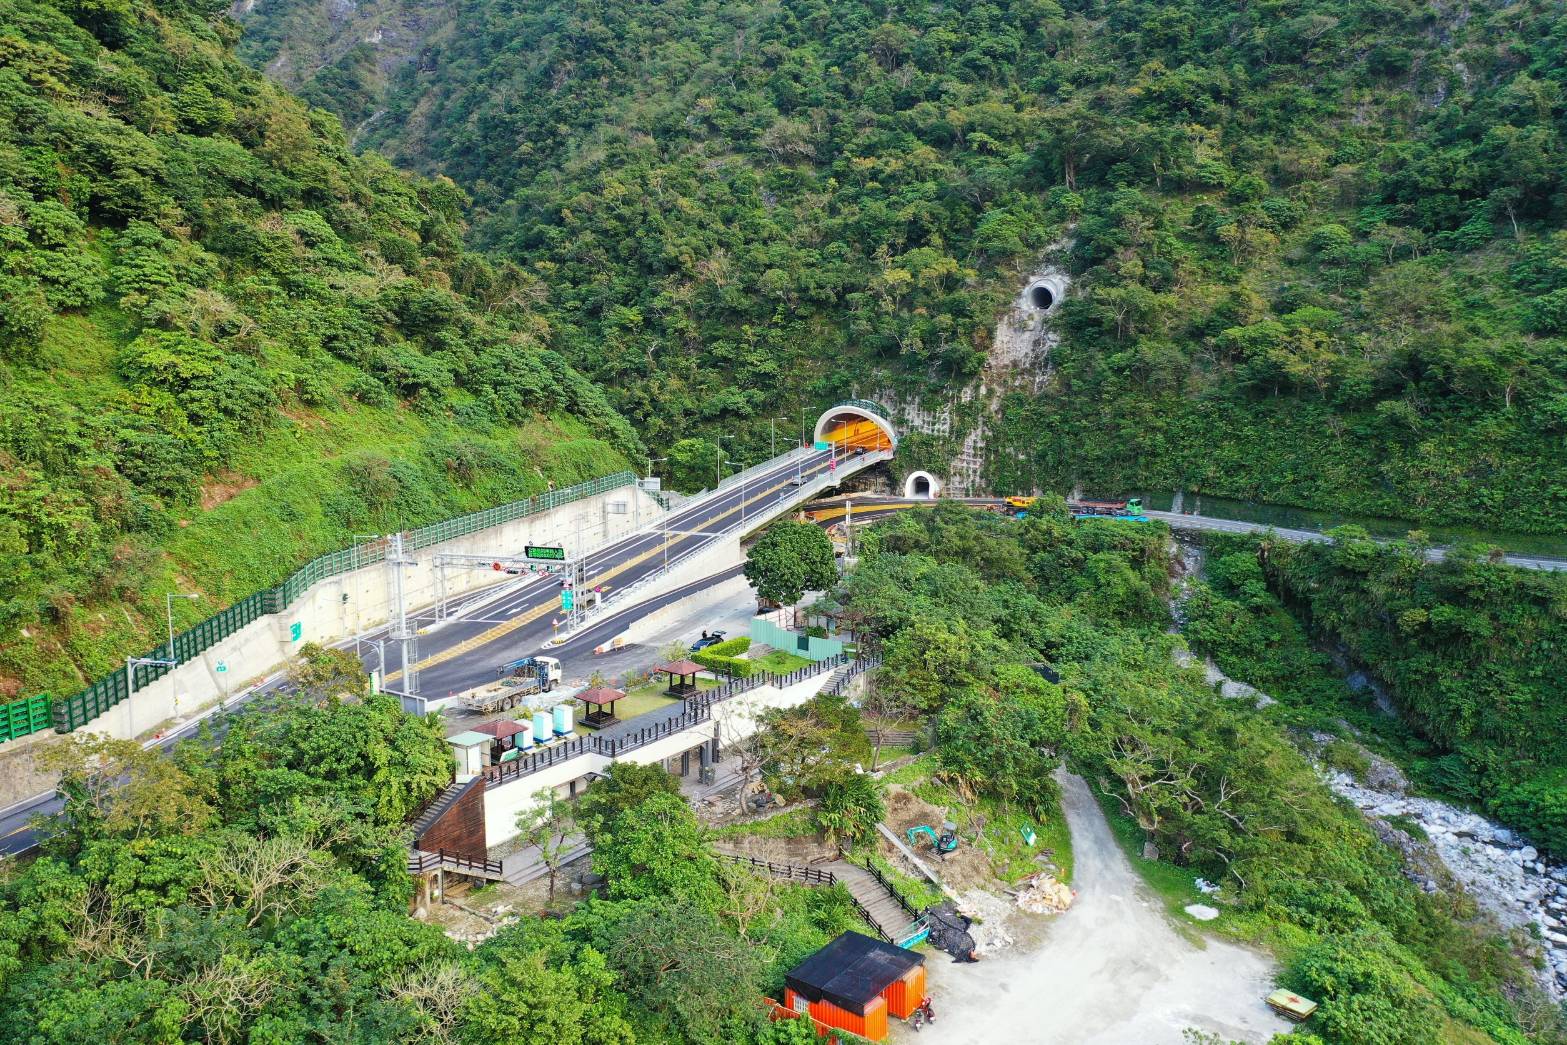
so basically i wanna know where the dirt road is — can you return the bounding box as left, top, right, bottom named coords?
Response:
left=917, top=769, right=1288, bottom=1044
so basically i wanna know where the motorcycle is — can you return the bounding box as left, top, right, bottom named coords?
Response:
left=911, top=998, right=936, bottom=1032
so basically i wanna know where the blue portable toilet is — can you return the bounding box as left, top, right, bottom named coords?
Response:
left=532, top=711, right=552, bottom=746
left=552, top=703, right=573, bottom=736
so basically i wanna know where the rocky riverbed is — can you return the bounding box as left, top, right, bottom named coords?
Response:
left=1319, top=748, right=1567, bottom=998
left=1170, top=536, right=1567, bottom=998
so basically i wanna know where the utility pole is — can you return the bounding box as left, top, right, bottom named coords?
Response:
left=386, top=532, right=419, bottom=695
left=845, top=500, right=853, bottom=559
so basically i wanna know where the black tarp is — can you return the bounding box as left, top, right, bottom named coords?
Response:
left=785, top=931, right=924, bottom=1015
left=924, top=903, right=979, bottom=962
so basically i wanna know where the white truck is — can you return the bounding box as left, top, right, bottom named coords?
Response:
left=461, top=656, right=563, bottom=715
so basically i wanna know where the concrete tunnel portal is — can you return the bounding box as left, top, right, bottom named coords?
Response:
left=813, top=401, right=898, bottom=454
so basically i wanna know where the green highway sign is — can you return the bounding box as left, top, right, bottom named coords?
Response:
left=289, top=621, right=302, bottom=642
left=526, top=544, right=567, bottom=561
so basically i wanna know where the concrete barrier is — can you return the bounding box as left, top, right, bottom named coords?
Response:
left=81, top=487, right=665, bottom=741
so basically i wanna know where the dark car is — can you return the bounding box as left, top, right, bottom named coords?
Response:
left=689, top=630, right=727, bottom=652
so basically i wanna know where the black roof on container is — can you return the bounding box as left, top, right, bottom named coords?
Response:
left=784, top=931, right=924, bottom=1015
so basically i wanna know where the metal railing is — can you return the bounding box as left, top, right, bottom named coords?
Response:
left=558, top=450, right=891, bottom=640
left=482, top=653, right=855, bottom=787
left=48, top=471, right=639, bottom=738
left=855, top=854, right=923, bottom=921
left=720, top=445, right=816, bottom=491
left=822, top=654, right=882, bottom=697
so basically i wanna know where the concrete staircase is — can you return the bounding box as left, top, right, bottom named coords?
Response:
left=826, top=860, right=922, bottom=942
left=713, top=844, right=922, bottom=944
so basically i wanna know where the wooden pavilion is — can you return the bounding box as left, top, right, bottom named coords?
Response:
left=653, top=659, right=705, bottom=698
left=576, top=687, right=625, bottom=729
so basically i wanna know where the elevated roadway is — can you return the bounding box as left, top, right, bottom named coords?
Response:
left=0, top=405, right=903, bottom=857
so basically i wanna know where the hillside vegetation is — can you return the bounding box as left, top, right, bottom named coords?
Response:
left=844, top=503, right=1561, bottom=1044
left=0, top=0, right=640, bottom=699
left=1186, top=529, right=1567, bottom=857
left=240, top=0, right=1567, bottom=528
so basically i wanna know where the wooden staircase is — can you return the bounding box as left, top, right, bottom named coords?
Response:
left=409, top=778, right=478, bottom=843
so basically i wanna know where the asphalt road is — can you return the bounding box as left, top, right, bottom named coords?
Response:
left=0, top=450, right=846, bottom=856
left=367, top=448, right=855, bottom=698
left=808, top=496, right=1567, bottom=572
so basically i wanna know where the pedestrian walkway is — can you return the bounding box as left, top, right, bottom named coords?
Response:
left=498, top=835, right=590, bottom=886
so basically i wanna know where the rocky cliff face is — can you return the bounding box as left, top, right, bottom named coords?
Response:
left=233, top=0, right=452, bottom=134
left=886, top=250, right=1071, bottom=497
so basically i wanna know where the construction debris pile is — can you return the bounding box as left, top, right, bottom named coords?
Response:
left=1014, top=871, right=1075, bottom=914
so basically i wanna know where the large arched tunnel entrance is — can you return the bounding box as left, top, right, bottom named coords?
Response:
left=813, top=400, right=898, bottom=454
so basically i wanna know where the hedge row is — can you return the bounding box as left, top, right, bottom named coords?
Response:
left=694, top=636, right=754, bottom=678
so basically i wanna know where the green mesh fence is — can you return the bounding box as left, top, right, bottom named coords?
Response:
left=1, top=694, right=51, bottom=743
left=52, top=472, right=637, bottom=734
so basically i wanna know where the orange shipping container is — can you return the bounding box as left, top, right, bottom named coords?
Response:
left=790, top=990, right=888, bottom=1041
left=884, top=964, right=927, bottom=1020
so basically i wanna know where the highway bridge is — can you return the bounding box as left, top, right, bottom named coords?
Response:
left=0, top=400, right=903, bottom=856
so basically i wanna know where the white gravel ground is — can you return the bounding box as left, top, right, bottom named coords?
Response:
left=913, top=769, right=1289, bottom=1045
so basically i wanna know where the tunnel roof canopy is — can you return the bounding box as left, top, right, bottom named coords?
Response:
left=813, top=399, right=898, bottom=450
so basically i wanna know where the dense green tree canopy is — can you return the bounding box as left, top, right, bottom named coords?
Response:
left=241, top=0, right=1567, bottom=532
left=744, top=520, right=838, bottom=607
left=0, top=0, right=643, bottom=698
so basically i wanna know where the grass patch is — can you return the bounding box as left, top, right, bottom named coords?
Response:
left=709, top=807, right=819, bottom=840
left=876, top=753, right=936, bottom=787
left=1385, top=813, right=1428, bottom=841
left=852, top=849, right=945, bottom=911
left=752, top=650, right=813, bottom=674
left=974, top=795, right=1074, bottom=885
left=598, top=685, right=681, bottom=726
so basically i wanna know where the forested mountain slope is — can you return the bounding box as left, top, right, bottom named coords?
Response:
left=242, top=0, right=1567, bottom=528
left=0, top=0, right=640, bottom=698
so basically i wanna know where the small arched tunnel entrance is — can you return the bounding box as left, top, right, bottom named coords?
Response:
left=1025, top=274, right=1065, bottom=314
left=903, top=470, right=940, bottom=499
left=813, top=401, right=898, bottom=454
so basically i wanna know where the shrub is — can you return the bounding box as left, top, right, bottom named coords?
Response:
left=693, top=650, right=754, bottom=678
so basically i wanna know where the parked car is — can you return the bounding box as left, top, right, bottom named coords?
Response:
left=690, top=630, right=727, bottom=652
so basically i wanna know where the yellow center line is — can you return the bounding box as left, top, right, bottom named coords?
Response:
left=806, top=501, right=926, bottom=522
left=383, top=470, right=820, bottom=684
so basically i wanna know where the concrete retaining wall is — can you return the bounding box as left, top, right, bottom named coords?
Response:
left=90, top=486, right=665, bottom=741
